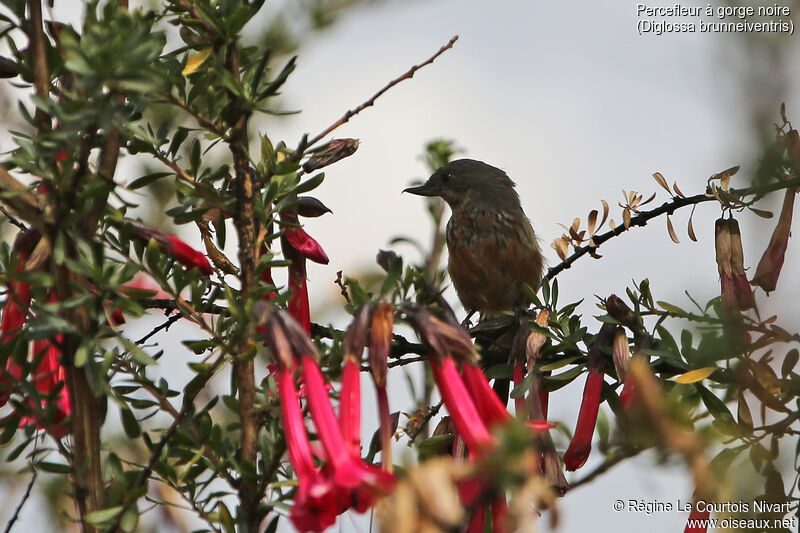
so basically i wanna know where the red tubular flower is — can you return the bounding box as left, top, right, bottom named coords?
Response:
left=684, top=506, right=710, bottom=533
left=430, top=357, right=493, bottom=454
left=165, top=235, right=213, bottom=275
left=461, top=363, right=510, bottom=428
left=27, top=336, right=71, bottom=437
left=563, top=368, right=605, bottom=471
left=491, top=496, right=509, bottom=533
left=339, top=358, right=361, bottom=458
left=619, top=376, right=636, bottom=410
left=340, top=306, right=370, bottom=458
left=277, top=365, right=338, bottom=532
left=287, top=262, right=311, bottom=334
left=0, top=256, right=30, bottom=407
left=280, top=210, right=329, bottom=334
left=130, top=221, right=212, bottom=275
left=466, top=505, right=486, bottom=533
left=300, top=355, right=394, bottom=494
left=284, top=227, right=329, bottom=265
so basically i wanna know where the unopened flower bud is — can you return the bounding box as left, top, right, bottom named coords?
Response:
left=297, top=196, right=332, bottom=218
left=302, top=138, right=360, bottom=173
left=605, top=294, right=635, bottom=326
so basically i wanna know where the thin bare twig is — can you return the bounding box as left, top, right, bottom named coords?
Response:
left=305, top=35, right=459, bottom=148
left=3, top=467, right=38, bottom=533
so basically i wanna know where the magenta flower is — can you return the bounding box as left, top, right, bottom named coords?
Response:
left=461, top=363, right=510, bottom=428
left=300, top=355, right=394, bottom=494
left=0, top=255, right=30, bottom=407
left=130, top=221, right=212, bottom=275
left=619, top=376, right=636, bottom=410
left=430, top=358, right=493, bottom=454
left=563, top=368, right=605, bottom=471
left=339, top=306, right=370, bottom=458
left=280, top=210, right=329, bottom=334
left=339, top=359, right=361, bottom=458
left=276, top=365, right=339, bottom=532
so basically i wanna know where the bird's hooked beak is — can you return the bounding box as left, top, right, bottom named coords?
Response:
left=403, top=182, right=438, bottom=197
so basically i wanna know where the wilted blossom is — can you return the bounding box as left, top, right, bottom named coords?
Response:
left=611, top=326, right=630, bottom=382
left=130, top=220, right=212, bottom=275
left=369, top=302, right=394, bottom=472
left=753, top=128, right=800, bottom=293
left=714, top=218, right=754, bottom=311
left=751, top=186, right=796, bottom=293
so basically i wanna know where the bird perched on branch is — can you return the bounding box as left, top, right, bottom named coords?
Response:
left=404, top=159, right=544, bottom=316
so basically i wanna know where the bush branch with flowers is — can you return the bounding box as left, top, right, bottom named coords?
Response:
left=1, top=2, right=799, bottom=533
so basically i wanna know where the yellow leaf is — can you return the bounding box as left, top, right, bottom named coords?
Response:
left=182, top=48, right=213, bottom=75
left=674, top=367, right=717, bottom=384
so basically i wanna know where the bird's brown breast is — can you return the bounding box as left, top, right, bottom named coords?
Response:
left=445, top=208, right=543, bottom=313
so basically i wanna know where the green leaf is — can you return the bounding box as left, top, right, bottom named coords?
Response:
left=37, top=461, right=73, bottom=474
left=120, top=408, right=141, bottom=438
left=782, top=349, right=799, bottom=378
left=129, top=172, right=172, bottom=190
left=85, top=506, right=124, bottom=525
left=484, top=364, right=513, bottom=380
left=294, top=172, right=324, bottom=195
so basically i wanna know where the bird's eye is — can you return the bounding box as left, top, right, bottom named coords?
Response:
left=441, top=172, right=452, bottom=182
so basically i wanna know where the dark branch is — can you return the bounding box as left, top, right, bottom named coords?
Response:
left=3, top=468, right=37, bottom=533
left=545, top=175, right=800, bottom=281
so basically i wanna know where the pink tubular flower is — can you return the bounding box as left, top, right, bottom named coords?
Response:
left=339, top=358, right=361, bottom=458
left=130, top=221, right=212, bottom=275
left=0, top=255, right=30, bottom=407
left=563, top=368, right=605, bottom=471
left=461, top=363, right=510, bottom=428
left=277, top=365, right=338, bottom=532
left=165, top=235, right=213, bottom=275
left=430, top=357, right=493, bottom=454
left=466, top=505, right=486, bottom=533
left=300, top=355, right=394, bottom=495
left=284, top=227, right=329, bottom=265
left=619, top=376, right=636, bottom=410
left=491, top=496, right=509, bottom=533
left=339, top=306, right=370, bottom=458
left=280, top=210, right=329, bottom=334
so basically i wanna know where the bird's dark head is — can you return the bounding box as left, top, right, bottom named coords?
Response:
left=403, top=159, right=521, bottom=211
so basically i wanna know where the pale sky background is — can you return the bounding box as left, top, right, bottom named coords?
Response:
left=2, top=1, right=800, bottom=532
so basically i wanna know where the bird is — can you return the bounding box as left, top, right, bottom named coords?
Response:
left=404, top=159, right=544, bottom=316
